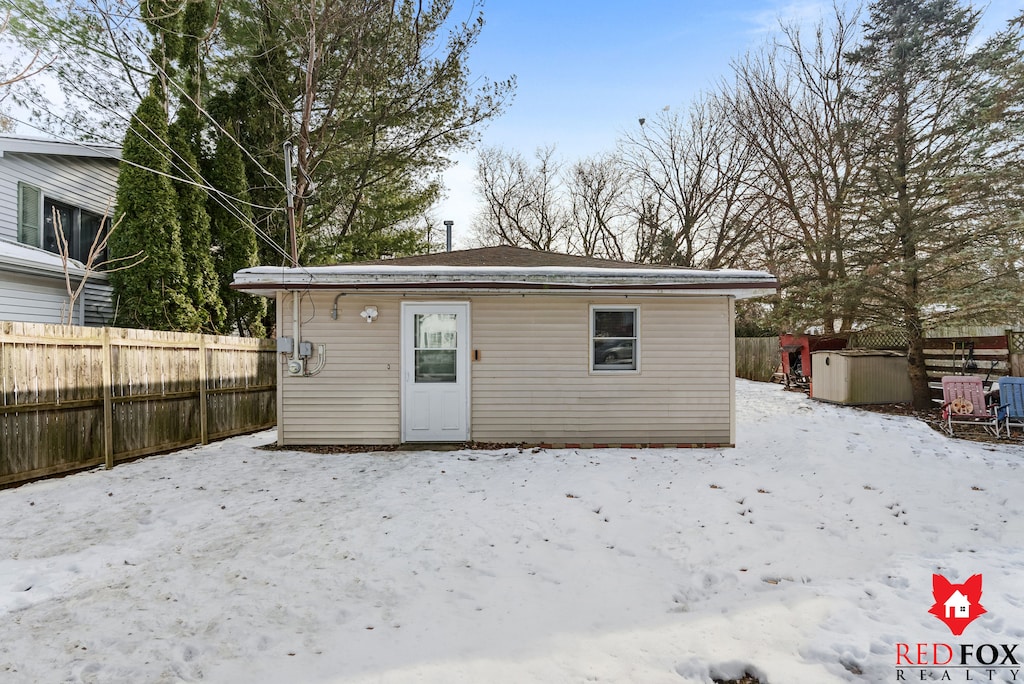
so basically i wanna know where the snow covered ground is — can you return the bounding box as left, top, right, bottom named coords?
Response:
left=1, top=380, right=1022, bottom=683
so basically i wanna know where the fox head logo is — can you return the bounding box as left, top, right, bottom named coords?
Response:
left=929, top=574, right=986, bottom=636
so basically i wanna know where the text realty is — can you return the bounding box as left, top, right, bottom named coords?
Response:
left=896, top=642, right=1020, bottom=681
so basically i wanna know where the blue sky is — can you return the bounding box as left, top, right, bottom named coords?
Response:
left=438, top=0, right=1023, bottom=247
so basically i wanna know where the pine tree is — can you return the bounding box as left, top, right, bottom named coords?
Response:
left=848, top=0, right=1024, bottom=407
left=108, top=91, right=198, bottom=330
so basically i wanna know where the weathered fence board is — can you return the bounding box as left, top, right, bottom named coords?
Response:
left=1, top=321, right=276, bottom=486
left=735, top=337, right=779, bottom=382
left=922, top=335, right=1012, bottom=400
left=745, top=328, right=1024, bottom=399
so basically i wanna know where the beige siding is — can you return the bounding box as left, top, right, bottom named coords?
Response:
left=277, top=292, right=402, bottom=445
left=470, top=295, right=733, bottom=445
left=277, top=292, right=735, bottom=446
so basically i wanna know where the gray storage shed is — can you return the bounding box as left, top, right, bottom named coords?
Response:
left=811, top=350, right=913, bottom=405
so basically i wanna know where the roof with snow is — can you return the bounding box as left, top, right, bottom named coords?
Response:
left=232, top=246, right=779, bottom=299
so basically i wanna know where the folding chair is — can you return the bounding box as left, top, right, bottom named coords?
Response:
left=998, top=377, right=1024, bottom=436
left=940, top=376, right=1002, bottom=437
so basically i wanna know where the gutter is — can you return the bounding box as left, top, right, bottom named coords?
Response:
left=231, top=280, right=780, bottom=300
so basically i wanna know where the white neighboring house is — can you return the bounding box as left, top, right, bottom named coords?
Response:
left=0, top=135, right=120, bottom=326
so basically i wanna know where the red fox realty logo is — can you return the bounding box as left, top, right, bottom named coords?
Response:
left=929, top=573, right=986, bottom=636
left=895, top=573, right=1021, bottom=681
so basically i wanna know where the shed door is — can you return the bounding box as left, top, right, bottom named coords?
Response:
left=401, top=303, right=469, bottom=442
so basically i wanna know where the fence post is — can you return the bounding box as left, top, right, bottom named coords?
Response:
left=199, top=335, right=209, bottom=445
left=101, top=327, right=114, bottom=469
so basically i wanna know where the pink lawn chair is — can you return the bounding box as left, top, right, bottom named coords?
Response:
left=940, top=376, right=1001, bottom=437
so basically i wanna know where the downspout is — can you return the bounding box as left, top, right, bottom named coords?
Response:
left=292, top=290, right=301, bottom=369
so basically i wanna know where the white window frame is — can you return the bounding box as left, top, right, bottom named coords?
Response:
left=590, top=305, right=640, bottom=374
left=17, top=182, right=107, bottom=264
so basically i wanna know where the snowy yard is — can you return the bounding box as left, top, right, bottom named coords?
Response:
left=1, top=380, right=1023, bottom=683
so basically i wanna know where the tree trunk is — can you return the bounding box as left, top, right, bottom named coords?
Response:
left=906, top=320, right=932, bottom=409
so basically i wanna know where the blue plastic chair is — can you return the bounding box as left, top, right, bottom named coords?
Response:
left=999, top=377, right=1024, bottom=436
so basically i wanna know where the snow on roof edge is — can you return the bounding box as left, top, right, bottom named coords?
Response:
left=234, top=263, right=777, bottom=281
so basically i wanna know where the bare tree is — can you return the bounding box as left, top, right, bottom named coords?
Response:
left=726, top=5, right=869, bottom=334
left=52, top=203, right=145, bottom=325
left=618, top=98, right=759, bottom=268
left=473, top=145, right=569, bottom=251
left=566, top=153, right=631, bottom=260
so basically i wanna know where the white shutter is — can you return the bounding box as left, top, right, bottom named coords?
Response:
left=18, top=182, right=42, bottom=247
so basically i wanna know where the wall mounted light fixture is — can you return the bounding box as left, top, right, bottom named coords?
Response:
left=360, top=306, right=378, bottom=323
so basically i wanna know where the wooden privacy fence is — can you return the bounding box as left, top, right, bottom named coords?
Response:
left=842, top=328, right=1024, bottom=400
left=1, top=321, right=276, bottom=487
left=735, top=336, right=779, bottom=382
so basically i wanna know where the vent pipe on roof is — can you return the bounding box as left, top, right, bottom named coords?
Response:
left=443, top=220, right=453, bottom=252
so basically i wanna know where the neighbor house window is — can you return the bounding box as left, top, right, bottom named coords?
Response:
left=18, top=182, right=107, bottom=265
left=591, top=306, right=639, bottom=372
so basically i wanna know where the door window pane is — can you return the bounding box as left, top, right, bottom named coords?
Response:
left=414, top=313, right=457, bottom=382
left=415, top=350, right=457, bottom=382
left=415, top=313, right=457, bottom=349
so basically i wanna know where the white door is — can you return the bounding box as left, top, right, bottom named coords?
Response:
left=401, top=303, right=469, bottom=442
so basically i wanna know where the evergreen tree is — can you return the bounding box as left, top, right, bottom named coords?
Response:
left=169, top=0, right=227, bottom=332
left=848, top=0, right=1024, bottom=407
left=168, top=121, right=225, bottom=332
left=206, top=129, right=266, bottom=336
left=217, top=0, right=513, bottom=266
left=108, top=91, right=198, bottom=330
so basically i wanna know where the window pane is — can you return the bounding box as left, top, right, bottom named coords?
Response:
left=18, top=183, right=41, bottom=247
left=593, top=308, right=638, bottom=371
left=415, top=350, right=456, bottom=383
left=43, top=199, right=74, bottom=257
left=79, top=211, right=105, bottom=265
left=414, top=314, right=457, bottom=349
left=594, top=310, right=635, bottom=338
left=594, top=338, right=636, bottom=370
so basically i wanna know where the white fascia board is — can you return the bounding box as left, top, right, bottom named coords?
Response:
left=0, top=136, right=122, bottom=160
left=232, top=265, right=779, bottom=299
left=233, top=264, right=778, bottom=288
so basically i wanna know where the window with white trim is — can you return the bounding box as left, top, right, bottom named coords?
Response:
left=591, top=306, right=639, bottom=372
left=18, top=182, right=108, bottom=265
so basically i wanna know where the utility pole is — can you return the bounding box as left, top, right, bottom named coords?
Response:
left=283, top=141, right=298, bottom=267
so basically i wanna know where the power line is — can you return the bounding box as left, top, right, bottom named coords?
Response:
left=5, top=111, right=302, bottom=270
left=8, top=0, right=288, bottom=197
